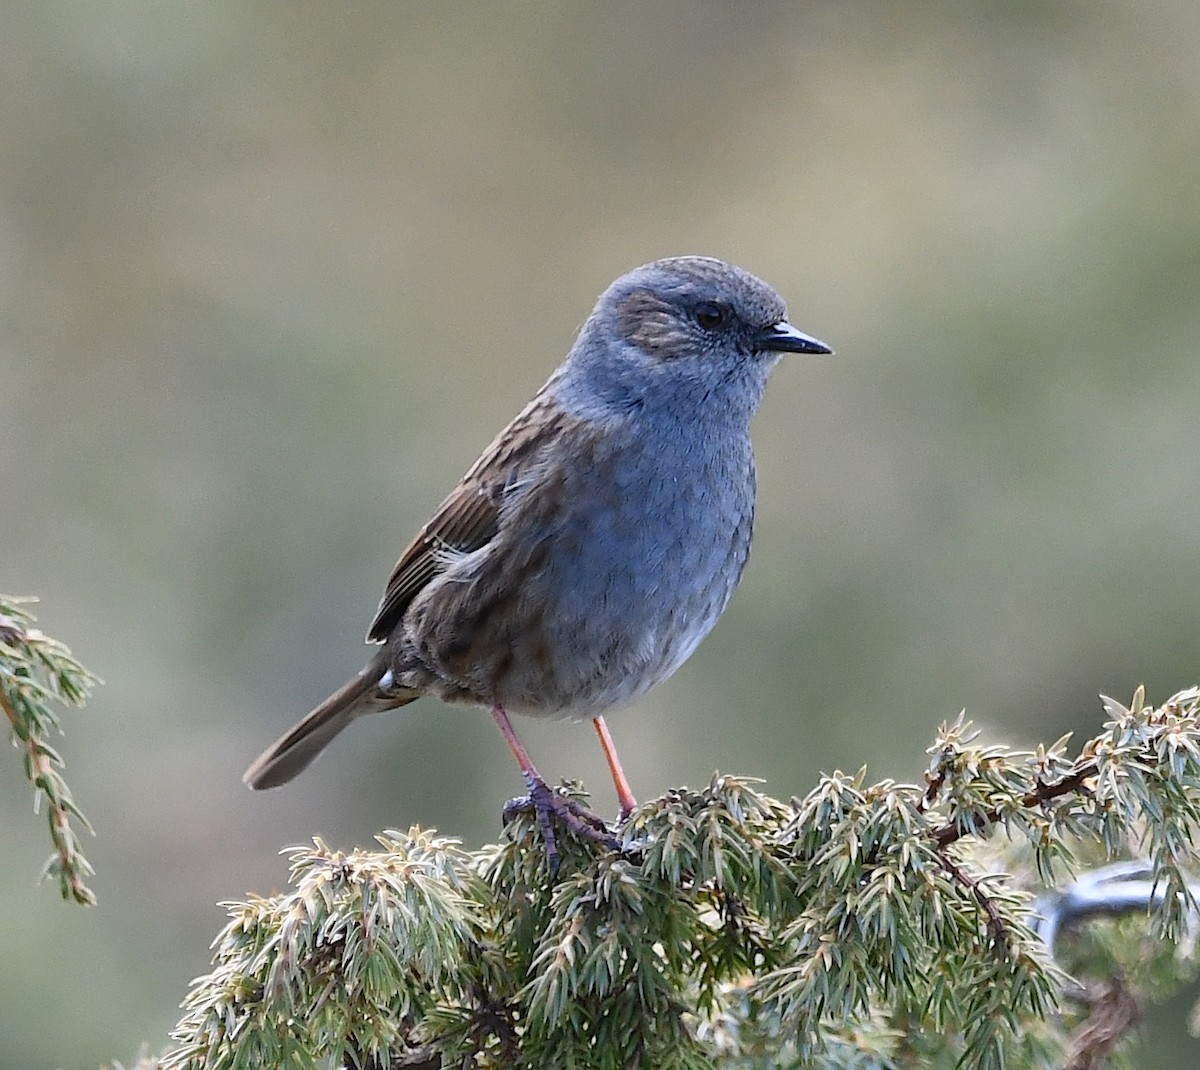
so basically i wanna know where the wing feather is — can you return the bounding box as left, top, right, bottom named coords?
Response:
left=366, top=387, right=571, bottom=642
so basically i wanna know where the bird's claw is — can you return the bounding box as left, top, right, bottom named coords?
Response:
left=502, top=775, right=622, bottom=875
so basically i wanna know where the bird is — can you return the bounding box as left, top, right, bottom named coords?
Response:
left=244, top=256, right=831, bottom=861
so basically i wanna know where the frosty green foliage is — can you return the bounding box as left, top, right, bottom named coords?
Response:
left=0, top=595, right=98, bottom=905
left=152, top=687, right=1200, bottom=1069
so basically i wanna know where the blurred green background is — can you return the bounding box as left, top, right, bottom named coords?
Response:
left=2, top=2, right=1198, bottom=1065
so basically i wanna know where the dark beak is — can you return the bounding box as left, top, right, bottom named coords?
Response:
left=754, top=321, right=833, bottom=355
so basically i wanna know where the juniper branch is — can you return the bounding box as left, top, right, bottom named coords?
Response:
left=0, top=596, right=98, bottom=905
left=123, top=686, right=1200, bottom=1069
left=932, top=762, right=1098, bottom=850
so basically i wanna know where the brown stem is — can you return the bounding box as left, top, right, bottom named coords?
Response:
left=937, top=849, right=1008, bottom=946
left=916, top=768, right=946, bottom=815
left=0, top=676, right=18, bottom=729
left=1, top=682, right=90, bottom=902
left=33, top=737, right=90, bottom=902
left=932, top=761, right=1098, bottom=849
left=0, top=611, right=25, bottom=648
left=1060, top=979, right=1140, bottom=1070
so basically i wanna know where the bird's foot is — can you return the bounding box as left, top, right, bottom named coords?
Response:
left=503, top=774, right=621, bottom=875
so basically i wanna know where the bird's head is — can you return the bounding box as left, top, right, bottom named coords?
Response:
left=560, top=256, right=831, bottom=423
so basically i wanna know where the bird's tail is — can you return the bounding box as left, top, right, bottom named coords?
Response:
left=243, top=652, right=417, bottom=790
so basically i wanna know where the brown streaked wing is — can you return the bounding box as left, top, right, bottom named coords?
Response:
left=366, top=483, right=499, bottom=641
left=365, top=388, right=571, bottom=642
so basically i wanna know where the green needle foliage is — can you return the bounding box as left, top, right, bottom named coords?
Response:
left=0, top=595, right=98, bottom=905
left=149, top=687, right=1200, bottom=1070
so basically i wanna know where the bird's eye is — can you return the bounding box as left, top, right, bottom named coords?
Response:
left=693, top=301, right=730, bottom=331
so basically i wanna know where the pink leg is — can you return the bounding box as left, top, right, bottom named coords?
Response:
left=490, top=702, right=540, bottom=778
left=593, top=716, right=637, bottom=819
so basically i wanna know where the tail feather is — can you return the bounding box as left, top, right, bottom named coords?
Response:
left=244, top=655, right=416, bottom=790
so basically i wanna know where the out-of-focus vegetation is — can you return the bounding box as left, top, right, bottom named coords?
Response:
left=0, top=596, right=98, bottom=904
left=1, top=4, right=1198, bottom=1065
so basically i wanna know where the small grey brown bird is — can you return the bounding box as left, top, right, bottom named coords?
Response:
left=244, top=256, right=830, bottom=855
